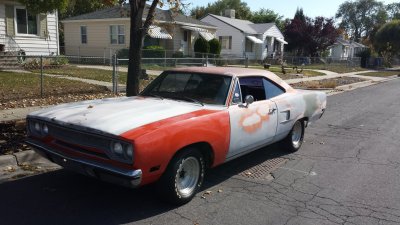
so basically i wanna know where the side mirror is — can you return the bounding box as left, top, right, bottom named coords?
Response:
left=240, top=95, right=254, bottom=108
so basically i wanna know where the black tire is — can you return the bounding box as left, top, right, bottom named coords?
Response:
left=282, top=120, right=305, bottom=152
left=156, top=148, right=205, bottom=205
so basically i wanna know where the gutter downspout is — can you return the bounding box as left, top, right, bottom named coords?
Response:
left=56, top=10, right=60, bottom=55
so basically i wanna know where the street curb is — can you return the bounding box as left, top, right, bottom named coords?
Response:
left=328, top=77, right=399, bottom=96
left=0, top=150, right=52, bottom=168
left=0, top=154, right=17, bottom=168
left=14, top=150, right=52, bottom=165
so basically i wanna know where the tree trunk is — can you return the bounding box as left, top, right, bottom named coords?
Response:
left=126, top=0, right=146, bottom=96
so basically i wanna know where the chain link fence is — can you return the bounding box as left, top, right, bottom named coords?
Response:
left=0, top=51, right=368, bottom=105
left=0, top=55, right=117, bottom=109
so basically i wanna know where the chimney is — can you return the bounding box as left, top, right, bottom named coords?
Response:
left=224, top=9, right=235, bottom=19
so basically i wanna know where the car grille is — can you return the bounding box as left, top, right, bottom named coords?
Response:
left=47, top=123, right=111, bottom=158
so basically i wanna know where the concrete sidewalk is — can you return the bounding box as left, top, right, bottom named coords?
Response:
left=286, top=70, right=386, bottom=84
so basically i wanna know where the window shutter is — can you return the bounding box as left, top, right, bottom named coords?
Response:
left=229, top=36, right=232, bottom=49
left=39, top=13, right=48, bottom=38
left=5, top=5, right=15, bottom=36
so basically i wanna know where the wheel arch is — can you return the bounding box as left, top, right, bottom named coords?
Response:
left=170, top=142, right=215, bottom=169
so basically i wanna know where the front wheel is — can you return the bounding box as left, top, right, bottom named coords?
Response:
left=282, top=120, right=305, bottom=152
left=156, top=148, right=205, bottom=205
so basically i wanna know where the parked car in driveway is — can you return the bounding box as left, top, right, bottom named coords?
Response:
left=25, top=67, right=326, bottom=204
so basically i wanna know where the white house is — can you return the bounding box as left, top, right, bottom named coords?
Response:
left=201, top=10, right=287, bottom=60
left=0, top=0, right=59, bottom=55
left=62, top=4, right=216, bottom=58
left=328, top=37, right=368, bottom=59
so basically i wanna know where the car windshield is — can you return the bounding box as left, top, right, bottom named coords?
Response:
left=141, top=72, right=232, bottom=105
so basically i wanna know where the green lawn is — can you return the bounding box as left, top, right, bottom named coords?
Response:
left=356, top=71, right=400, bottom=77
left=0, top=71, right=109, bottom=102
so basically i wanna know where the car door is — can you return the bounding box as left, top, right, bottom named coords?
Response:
left=226, top=76, right=278, bottom=159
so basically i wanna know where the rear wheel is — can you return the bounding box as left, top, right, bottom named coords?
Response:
left=282, top=120, right=305, bottom=152
left=156, top=148, right=205, bottom=205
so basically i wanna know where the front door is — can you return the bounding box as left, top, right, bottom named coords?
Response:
left=227, top=77, right=278, bottom=159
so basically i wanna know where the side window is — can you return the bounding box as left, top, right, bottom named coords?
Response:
left=263, top=78, right=285, bottom=99
left=231, top=80, right=242, bottom=104
left=238, top=77, right=266, bottom=102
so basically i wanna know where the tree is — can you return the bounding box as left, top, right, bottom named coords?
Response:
left=18, top=0, right=69, bottom=14
left=190, top=0, right=251, bottom=20
left=336, top=0, right=387, bottom=42
left=208, top=38, right=221, bottom=55
left=250, top=8, right=284, bottom=30
left=387, top=3, right=400, bottom=20
left=285, top=9, right=338, bottom=56
left=126, top=0, right=181, bottom=96
left=60, top=0, right=122, bottom=19
left=194, top=37, right=210, bottom=55
left=374, top=20, right=400, bottom=58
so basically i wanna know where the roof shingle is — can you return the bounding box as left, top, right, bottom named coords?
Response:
left=63, top=4, right=214, bottom=28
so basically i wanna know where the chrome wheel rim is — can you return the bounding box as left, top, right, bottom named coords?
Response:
left=176, top=157, right=200, bottom=198
left=291, top=121, right=303, bottom=148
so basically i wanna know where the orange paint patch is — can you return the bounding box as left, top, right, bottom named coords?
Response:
left=239, top=105, right=272, bottom=133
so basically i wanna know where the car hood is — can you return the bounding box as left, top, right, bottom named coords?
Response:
left=28, top=96, right=208, bottom=135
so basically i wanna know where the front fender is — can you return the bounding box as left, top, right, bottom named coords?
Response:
left=121, top=110, right=230, bottom=185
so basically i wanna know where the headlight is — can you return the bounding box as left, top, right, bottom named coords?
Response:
left=112, top=142, right=124, bottom=155
left=110, top=141, right=133, bottom=163
left=34, top=122, right=41, bottom=132
left=29, top=120, right=49, bottom=137
left=42, top=124, right=49, bottom=135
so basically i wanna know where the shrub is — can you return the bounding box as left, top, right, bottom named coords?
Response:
left=194, top=37, right=210, bottom=56
left=356, top=49, right=371, bottom=68
left=208, top=38, right=221, bottom=56
left=116, top=48, right=129, bottom=59
left=172, top=51, right=184, bottom=58
left=143, top=45, right=165, bottom=58
left=51, top=55, right=69, bottom=65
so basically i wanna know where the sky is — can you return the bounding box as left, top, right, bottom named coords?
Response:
left=186, top=0, right=399, bottom=19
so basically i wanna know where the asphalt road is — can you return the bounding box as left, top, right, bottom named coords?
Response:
left=1, top=79, right=400, bottom=225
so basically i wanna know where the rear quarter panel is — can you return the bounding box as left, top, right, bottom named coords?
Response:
left=272, top=90, right=326, bottom=140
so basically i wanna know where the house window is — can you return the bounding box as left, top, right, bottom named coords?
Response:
left=15, top=7, right=37, bottom=35
left=80, top=26, right=87, bottom=44
left=245, top=39, right=253, bottom=52
left=219, top=36, right=232, bottom=50
left=183, top=30, right=188, bottom=42
left=110, top=25, right=125, bottom=44
left=144, top=35, right=160, bottom=47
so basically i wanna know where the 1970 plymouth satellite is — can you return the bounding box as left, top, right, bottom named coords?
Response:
left=26, top=67, right=326, bottom=204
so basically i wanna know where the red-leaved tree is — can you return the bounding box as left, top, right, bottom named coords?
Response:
left=284, top=9, right=339, bottom=56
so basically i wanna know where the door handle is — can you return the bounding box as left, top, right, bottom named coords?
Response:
left=269, top=108, right=276, bottom=114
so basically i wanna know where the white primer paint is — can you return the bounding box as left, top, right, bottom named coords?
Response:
left=28, top=97, right=206, bottom=135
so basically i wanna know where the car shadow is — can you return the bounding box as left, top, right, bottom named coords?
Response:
left=0, top=144, right=291, bottom=225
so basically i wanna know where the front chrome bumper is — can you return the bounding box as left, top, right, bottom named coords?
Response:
left=26, top=139, right=142, bottom=188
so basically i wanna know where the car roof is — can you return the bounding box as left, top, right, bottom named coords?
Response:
left=167, top=67, right=294, bottom=92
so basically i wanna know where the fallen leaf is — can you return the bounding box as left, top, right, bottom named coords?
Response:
left=204, top=191, right=212, bottom=195
left=218, top=189, right=223, bottom=193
